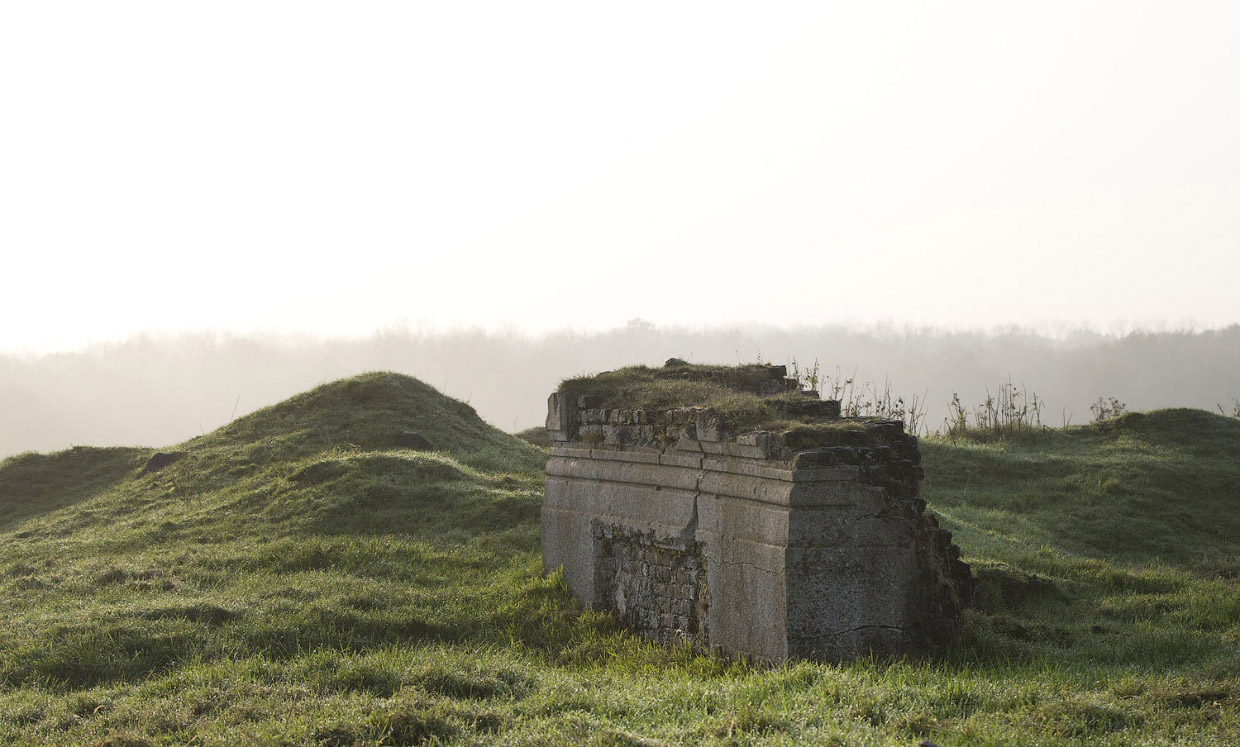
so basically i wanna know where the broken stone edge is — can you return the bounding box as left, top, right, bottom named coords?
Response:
left=542, top=389, right=973, bottom=663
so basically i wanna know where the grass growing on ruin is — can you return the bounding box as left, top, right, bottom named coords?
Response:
left=558, top=362, right=842, bottom=433
left=1, top=372, right=1238, bottom=744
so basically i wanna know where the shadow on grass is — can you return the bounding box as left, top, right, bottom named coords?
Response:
left=0, top=446, right=149, bottom=531
left=923, top=411, right=1240, bottom=573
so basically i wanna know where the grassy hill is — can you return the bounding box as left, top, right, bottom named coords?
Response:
left=0, top=373, right=1237, bottom=745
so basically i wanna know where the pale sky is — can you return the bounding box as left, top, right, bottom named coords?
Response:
left=2, top=1, right=1237, bottom=354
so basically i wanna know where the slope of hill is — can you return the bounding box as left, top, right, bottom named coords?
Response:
left=0, top=375, right=1236, bottom=745
left=925, top=408, right=1240, bottom=568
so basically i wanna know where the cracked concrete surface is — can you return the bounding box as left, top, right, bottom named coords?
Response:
left=542, top=388, right=970, bottom=662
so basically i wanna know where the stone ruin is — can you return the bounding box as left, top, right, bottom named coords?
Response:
left=542, top=362, right=972, bottom=662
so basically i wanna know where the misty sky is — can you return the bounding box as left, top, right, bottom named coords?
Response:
left=3, top=2, right=1238, bottom=354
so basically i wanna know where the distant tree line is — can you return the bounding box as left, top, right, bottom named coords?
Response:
left=2, top=322, right=1238, bottom=457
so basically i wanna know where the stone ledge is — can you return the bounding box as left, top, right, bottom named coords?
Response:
left=542, top=370, right=971, bottom=663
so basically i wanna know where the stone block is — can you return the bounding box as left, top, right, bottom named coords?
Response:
left=546, top=391, right=576, bottom=442
left=660, top=452, right=704, bottom=469
left=541, top=387, right=970, bottom=662
left=696, top=410, right=725, bottom=442
left=724, top=442, right=769, bottom=459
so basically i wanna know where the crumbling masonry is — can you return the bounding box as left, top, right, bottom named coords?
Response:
left=542, top=363, right=972, bottom=662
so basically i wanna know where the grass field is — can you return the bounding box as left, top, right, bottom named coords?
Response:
left=0, top=372, right=1237, bottom=745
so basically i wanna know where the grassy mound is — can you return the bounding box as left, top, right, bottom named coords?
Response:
left=0, top=446, right=149, bottom=529
left=926, top=408, right=1240, bottom=568
left=189, top=371, right=545, bottom=473
left=1, top=376, right=1237, bottom=744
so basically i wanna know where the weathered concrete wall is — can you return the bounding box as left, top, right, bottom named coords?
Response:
left=543, top=384, right=972, bottom=662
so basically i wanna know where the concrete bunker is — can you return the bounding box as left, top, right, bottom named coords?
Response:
left=542, top=361, right=972, bottom=662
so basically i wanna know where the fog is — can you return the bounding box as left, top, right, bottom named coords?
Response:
left=2, top=322, right=1238, bottom=459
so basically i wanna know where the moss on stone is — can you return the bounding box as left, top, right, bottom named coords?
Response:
left=558, top=362, right=835, bottom=433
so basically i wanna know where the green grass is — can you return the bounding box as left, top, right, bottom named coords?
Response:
left=1, top=373, right=1237, bottom=744
left=559, top=363, right=822, bottom=431
left=513, top=427, right=551, bottom=448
